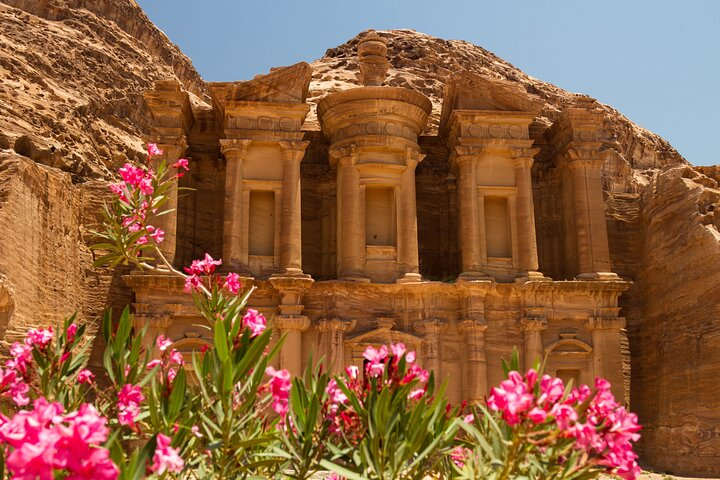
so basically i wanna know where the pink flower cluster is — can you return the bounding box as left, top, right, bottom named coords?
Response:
left=487, top=370, right=641, bottom=479
left=242, top=309, right=266, bottom=337
left=0, top=398, right=118, bottom=479
left=324, top=343, right=430, bottom=441
left=148, top=335, right=185, bottom=388
left=117, top=384, right=144, bottom=429
left=183, top=253, right=222, bottom=292
left=150, top=433, right=184, bottom=475
left=0, top=336, right=40, bottom=406
left=109, top=144, right=190, bottom=249
left=264, top=366, right=291, bottom=420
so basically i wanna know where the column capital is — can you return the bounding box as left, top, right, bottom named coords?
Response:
left=415, top=318, right=448, bottom=336
left=279, top=141, right=310, bottom=162
left=558, top=145, right=603, bottom=170
left=274, top=316, right=310, bottom=332
left=404, top=147, right=426, bottom=167
left=458, top=319, right=488, bottom=335
left=317, top=318, right=356, bottom=333
left=132, top=313, right=173, bottom=330
left=519, top=318, right=548, bottom=332
left=587, top=317, right=625, bottom=330
left=329, top=144, right=359, bottom=166
left=220, top=138, right=252, bottom=158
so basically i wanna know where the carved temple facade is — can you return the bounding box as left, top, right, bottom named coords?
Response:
left=128, top=32, right=630, bottom=403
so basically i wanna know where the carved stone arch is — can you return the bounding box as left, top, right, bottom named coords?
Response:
left=172, top=337, right=211, bottom=383
left=544, top=335, right=594, bottom=388
left=0, top=275, right=16, bottom=340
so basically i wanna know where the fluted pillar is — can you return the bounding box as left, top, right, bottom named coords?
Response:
left=220, top=139, right=252, bottom=269
left=278, top=141, right=309, bottom=275
left=513, top=155, right=540, bottom=274
left=456, top=153, right=484, bottom=276
left=587, top=316, right=625, bottom=399
left=520, top=318, right=547, bottom=371
left=565, top=154, right=613, bottom=278
left=275, top=316, right=310, bottom=378
left=336, top=150, right=366, bottom=281
left=317, top=318, right=356, bottom=374
left=459, top=319, right=488, bottom=401
left=148, top=139, right=187, bottom=266
left=398, top=149, right=425, bottom=282
left=416, top=319, right=447, bottom=379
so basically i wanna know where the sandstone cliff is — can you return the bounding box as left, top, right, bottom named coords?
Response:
left=0, top=0, right=206, bottom=180
left=0, top=4, right=718, bottom=475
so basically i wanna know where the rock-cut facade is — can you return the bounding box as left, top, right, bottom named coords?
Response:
left=129, top=32, right=630, bottom=404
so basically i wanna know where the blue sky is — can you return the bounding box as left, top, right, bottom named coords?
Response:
left=137, top=0, right=719, bottom=166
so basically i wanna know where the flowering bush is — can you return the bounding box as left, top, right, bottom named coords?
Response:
left=0, top=145, right=640, bottom=479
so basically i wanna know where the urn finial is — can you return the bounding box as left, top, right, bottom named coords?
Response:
left=357, top=30, right=390, bottom=86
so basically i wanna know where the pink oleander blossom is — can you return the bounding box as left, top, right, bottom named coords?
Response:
left=117, top=384, right=144, bottom=428
left=242, top=309, right=266, bottom=337
left=118, top=163, right=144, bottom=187
left=137, top=176, right=153, bottom=195
left=26, top=327, right=54, bottom=349
left=150, top=227, right=164, bottom=243
left=151, top=433, right=184, bottom=475
left=265, top=367, right=291, bottom=419
left=172, top=158, right=189, bottom=170
left=184, top=274, right=202, bottom=293
left=66, top=323, right=77, bottom=344
left=156, top=335, right=172, bottom=352
left=363, top=345, right=388, bottom=377
left=223, top=272, right=242, bottom=294
left=0, top=399, right=118, bottom=479
left=147, top=143, right=163, bottom=158
left=77, top=369, right=95, bottom=385
left=184, top=253, right=222, bottom=276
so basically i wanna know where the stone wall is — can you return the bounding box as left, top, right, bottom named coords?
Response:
left=629, top=166, right=720, bottom=475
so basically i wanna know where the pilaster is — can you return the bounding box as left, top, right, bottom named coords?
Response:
left=220, top=139, right=253, bottom=270
left=415, top=319, right=448, bottom=379
left=317, top=318, right=356, bottom=374
left=519, top=317, right=547, bottom=371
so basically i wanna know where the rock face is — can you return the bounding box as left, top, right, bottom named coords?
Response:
left=0, top=0, right=206, bottom=180
left=0, top=4, right=718, bottom=475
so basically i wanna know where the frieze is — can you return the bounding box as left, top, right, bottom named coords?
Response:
left=225, top=115, right=300, bottom=132
left=332, top=120, right=417, bottom=143
left=462, top=122, right=530, bottom=140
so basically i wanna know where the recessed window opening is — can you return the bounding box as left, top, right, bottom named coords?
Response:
left=484, top=196, right=511, bottom=258
left=365, top=187, right=396, bottom=246
left=249, top=190, right=275, bottom=256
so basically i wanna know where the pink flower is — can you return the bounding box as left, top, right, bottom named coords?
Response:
left=451, top=446, right=468, bottom=468
left=151, top=433, right=184, bottom=475
left=77, top=369, right=95, bottom=385
left=407, top=388, right=425, bottom=400
left=118, top=163, right=144, bottom=187
left=156, top=335, right=172, bottom=352
left=147, top=359, right=162, bottom=369
left=117, top=384, right=144, bottom=428
left=7, top=342, right=32, bottom=374
left=147, top=144, right=163, bottom=158
left=390, top=343, right=406, bottom=359
left=487, top=370, right=534, bottom=425
left=363, top=345, right=388, bottom=377
left=345, top=365, right=359, bottom=380
left=172, top=158, right=189, bottom=170
left=242, top=309, right=266, bottom=337
left=108, top=183, right=127, bottom=202
left=136, top=236, right=148, bottom=245
left=191, top=425, right=203, bottom=438
left=169, top=349, right=184, bottom=366
left=184, top=253, right=222, bottom=276
left=527, top=406, right=548, bottom=424
left=463, top=413, right=474, bottom=423
left=25, top=327, right=54, bottom=349
left=223, top=272, right=242, bottom=295
left=137, top=176, right=154, bottom=195
left=184, top=274, right=202, bottom=293
left=66, top=323, right=78, bottom=344
left=150, top=227, right=165, bottom=244
left=265, top=367, right=291, bottom=418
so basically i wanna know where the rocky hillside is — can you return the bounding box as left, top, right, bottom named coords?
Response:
left=0, top=0, right=206, bottom=180
left=308, top=30, right=686, bottom=185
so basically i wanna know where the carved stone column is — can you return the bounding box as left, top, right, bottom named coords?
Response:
left=513, top=154, right=540, bottom=276
left=569, top=154, right=613, bottom=277
left=336, top=149, right=367, bottom=281
left=587, top=316, right=625, bottom=399
left=148, top=139, right=187, bottom=266
left=317, top=318, right=356, bottom=374
left=459, top=319, right=488, bottom=401
left=520, top=318, right=547, bottom=371
left=278, top=141, right=309, bottom=275
left=398, top=149, right=425, bottom=282
left=270, top=275, right=314, bottom=377
left=220, top=139, right=252, bottom=269
left=455, top=152, right=483, bottom=276
left=275, top=316, right=310, bottom=378
left=416, top=319, right=447, bottom=379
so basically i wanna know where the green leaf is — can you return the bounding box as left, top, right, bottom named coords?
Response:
left=213, top=319, right=229, bottom=362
